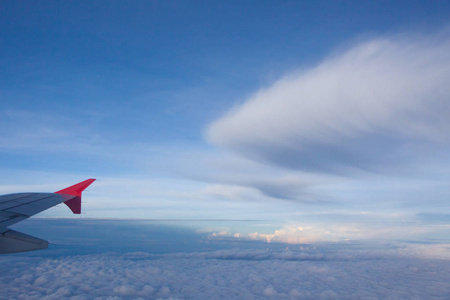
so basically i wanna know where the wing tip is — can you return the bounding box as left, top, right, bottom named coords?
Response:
left=55, top=178, right=96, bottom=197
left=56, top=179, right=96, bottom=214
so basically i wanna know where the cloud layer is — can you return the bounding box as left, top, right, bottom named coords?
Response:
left=208, top=33, right=450, bottom=174
left=1, top=245, right=450, bottom=299
left=2, top=219, right=449, bottom=299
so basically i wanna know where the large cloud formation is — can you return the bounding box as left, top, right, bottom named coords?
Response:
left=1, top=246, right=449, bottom=299
left=208, top=33, right=450, bottom=174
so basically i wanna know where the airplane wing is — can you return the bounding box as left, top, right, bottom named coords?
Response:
left=0, top=179, right=95, bottom=254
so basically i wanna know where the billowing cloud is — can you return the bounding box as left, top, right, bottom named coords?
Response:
left=1, top=245, right=449, bottom=299
left=229, top=222, right=447, bottom=245
left=1, top=219, right=449, bottom=299
left=208, top=33, right=450, bottom=174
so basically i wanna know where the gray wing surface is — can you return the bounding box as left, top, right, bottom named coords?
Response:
left=0, top=193, right=66, bottom=254
left=0, top=193, right=65, bottom=233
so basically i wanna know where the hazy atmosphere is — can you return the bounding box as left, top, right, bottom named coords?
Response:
left=1, top=1, right=450, bottom=299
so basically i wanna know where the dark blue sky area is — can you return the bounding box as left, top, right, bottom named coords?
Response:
left=2, top=1, right=449, bottom=142
left=9, top=218, right=271, bottom=256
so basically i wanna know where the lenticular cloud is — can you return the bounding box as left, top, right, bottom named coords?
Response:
left=207, top=33, right=450, bottom=173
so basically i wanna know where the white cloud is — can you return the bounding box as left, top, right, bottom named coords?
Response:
left=211, top=221, right=450, bottom=244
left=1, top=245, right=450, bottom=299
left=247, top=225, right=336, bottom=243
left=262, top=286, right=278, bottom=297
left=208, top=33, right=450, bottom=174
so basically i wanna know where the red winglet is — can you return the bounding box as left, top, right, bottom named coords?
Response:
left=55, top=179, right=96, bottom=214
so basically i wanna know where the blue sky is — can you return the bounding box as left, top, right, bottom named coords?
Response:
left=1, top=1, right=450, bottom=244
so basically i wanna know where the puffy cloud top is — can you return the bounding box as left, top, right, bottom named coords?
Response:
left=1, top=246, right=449, bottom=299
